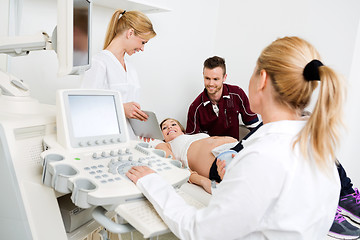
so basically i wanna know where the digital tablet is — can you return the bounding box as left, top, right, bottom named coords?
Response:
left=128, top=111, right=164, bottom=140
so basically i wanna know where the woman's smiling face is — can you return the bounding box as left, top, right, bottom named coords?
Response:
left=160, top=119, right=184, bottom=142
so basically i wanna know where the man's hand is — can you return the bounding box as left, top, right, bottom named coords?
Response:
left=123, top=102, right=148, bottom=121
left=126, top=166, right=155, bottom=184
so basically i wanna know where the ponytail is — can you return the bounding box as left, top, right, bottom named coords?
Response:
left=103, top=9, right=123, bottom=49
left=296, top=66, right=345, bottom=168
left=103, top=9, right=156, bottom=49
left=257, top=36, right=345, bottom=170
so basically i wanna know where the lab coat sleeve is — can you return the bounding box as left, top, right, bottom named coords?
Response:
left=137, top=150, right=287, bottom=240
left=137, top=173, right=199, bottom=240
left=81, top=59, right=108, bottom=89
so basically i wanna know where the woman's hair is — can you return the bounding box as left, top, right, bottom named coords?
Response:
left=204, top=56, right=226, bottom=76
left=103, top=9, right=156, bottom=49
left=257, top=36, right=345, bottom=169
left=160, top=118, right=185, bottom=133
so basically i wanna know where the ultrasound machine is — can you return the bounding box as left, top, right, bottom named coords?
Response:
left=41, top=89, right=198, bottom=238
left=0, top=86, right=207, bottom=239
left=0, top=0, right=206, bottom=238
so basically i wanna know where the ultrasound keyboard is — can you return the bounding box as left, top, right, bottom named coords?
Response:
left=115, top=189, right=206, bottom=238
left=41, top=136, right=190, bottom=209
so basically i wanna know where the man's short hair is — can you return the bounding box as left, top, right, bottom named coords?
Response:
left=203, top=56, right=226, bottom=76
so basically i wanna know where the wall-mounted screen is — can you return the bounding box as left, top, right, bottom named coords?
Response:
left=54, top=0, right=92, bottom=76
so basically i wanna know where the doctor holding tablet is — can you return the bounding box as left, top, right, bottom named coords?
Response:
left=81, top=9, right=156, bottom=139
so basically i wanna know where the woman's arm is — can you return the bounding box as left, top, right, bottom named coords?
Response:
left=155, top=142, right=175, bottom=159
left=188, top=170, right=212, bottom=194
left=123, top=102, right=148, bottom=121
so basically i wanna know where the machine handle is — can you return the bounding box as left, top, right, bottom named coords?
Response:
left=92, top=206, right=135, bottom=234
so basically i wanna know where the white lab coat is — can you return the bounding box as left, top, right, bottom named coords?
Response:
left=137, top=120, right=340, bottom=240
left=82, top=50, right=141, bottom=139
left=82, top=50, right=140, bottom=102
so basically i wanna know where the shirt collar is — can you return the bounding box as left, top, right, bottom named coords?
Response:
left=222, top=84, right=230, bottom=98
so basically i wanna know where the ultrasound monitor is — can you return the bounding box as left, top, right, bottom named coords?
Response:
left=73, top=0, right=90, bottom=67
left=56, top=89, right=129, bottom=149
left=55, top=0, right=92, bottom=76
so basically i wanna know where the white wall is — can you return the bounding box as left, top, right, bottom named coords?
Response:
left=215, top=0, right=359, bottom=89
left=340, top=20, right=360, bottom=187
left=2, top=0, right=360, bottom=185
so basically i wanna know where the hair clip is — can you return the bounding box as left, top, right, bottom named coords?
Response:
left=303, top=59, right=323, bottom=81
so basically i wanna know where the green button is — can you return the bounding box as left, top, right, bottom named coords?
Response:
left=74, top=158, right=80, bottom=160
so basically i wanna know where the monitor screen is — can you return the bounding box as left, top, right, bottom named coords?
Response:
left=56, top=89, right=129, bottom=149
left=55, top=0, right=92, bottom=76
left=68, top=95, right=121, bottom=138
left=73, top=0, right=90, bottom=67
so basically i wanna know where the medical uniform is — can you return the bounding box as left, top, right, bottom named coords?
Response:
left=186, top=83, right=259, bottom=140
left=137, top=120, right=340, bottom=240
left=81, top=50, right=140, bottom=139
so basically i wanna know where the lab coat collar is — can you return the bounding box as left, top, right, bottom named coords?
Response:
left=242, top=120, right=307, bottom=147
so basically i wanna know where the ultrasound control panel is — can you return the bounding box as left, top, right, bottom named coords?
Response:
left=41, top=136, right=189, bottom=209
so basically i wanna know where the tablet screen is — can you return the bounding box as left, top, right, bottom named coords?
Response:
left=128, top=111, right=163, bottom=140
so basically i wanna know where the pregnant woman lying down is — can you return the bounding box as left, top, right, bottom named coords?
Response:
left=155, top=118, right=238, bottom=193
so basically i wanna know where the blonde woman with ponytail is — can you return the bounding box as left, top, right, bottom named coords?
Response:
left=82, top=9, right=156, bottom=138
left=125, top=36, right=345, bottom=239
